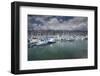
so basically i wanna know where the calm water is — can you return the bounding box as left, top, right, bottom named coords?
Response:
left=28, top=40, right=88, bottom=61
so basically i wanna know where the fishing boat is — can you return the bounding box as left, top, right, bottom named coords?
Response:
left=28, top=38, right=38, bottom=47
left=36, top=40, right=48, bottom=46
left=48, top=38, right=56, bottom=43
left=36, top=38, right=56, bottom=45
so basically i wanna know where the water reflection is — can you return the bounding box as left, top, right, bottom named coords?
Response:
left=28, top=40, right=88, bottom=61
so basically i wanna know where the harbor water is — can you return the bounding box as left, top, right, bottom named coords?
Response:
left=28, top=40, right=88, bottom=61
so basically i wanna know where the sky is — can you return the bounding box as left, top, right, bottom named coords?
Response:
left=28, top=15, right=88, bottom=31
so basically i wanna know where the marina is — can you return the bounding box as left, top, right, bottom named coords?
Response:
left=28, top=30, right=87, bottom=47
left=28, top=31, right=88, bottom=61
left=28, top=15, right=88, bottom=61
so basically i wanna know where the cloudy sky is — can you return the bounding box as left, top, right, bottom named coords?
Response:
left=28, top=15, right=88, bottom=31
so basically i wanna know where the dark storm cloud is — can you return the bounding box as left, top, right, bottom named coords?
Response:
left=28, top=15, right=88, bottom=31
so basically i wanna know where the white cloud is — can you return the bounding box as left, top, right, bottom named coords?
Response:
left=48, top=18, right=59, bottom=24
left=28, top=15, right=88, bottom=31
left=45, top=17, right=87, bottom=31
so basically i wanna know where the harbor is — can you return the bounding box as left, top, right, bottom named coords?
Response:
left=28, top=30, right=88, bottom=61
left=28, top=15, right=88, bottom=61
left=28, top=30, right=87, bottom=47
